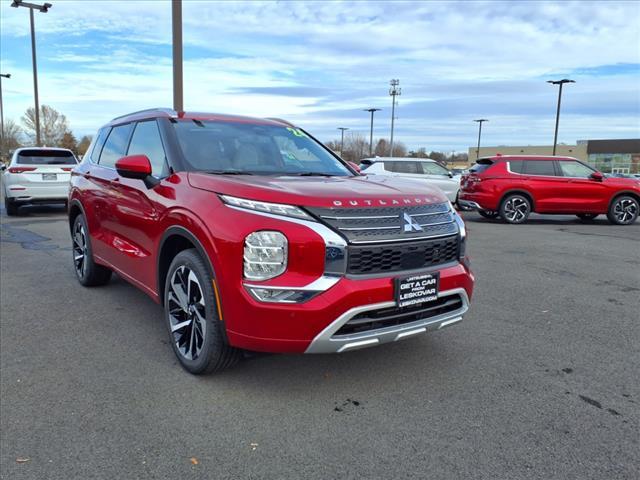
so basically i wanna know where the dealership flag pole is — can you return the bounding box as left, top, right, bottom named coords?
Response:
left=172, top=0, right=184, bottom=112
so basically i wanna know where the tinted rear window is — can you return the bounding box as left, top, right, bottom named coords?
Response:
left=17, top=150, right=77, bottom=165
left=509, top=160, right=524, bottom=173
left=523, top=160, right=556, bottom=176
left=469, top=161, right=493, bottom=174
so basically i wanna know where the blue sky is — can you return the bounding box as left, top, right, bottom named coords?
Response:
left=1, top=0, right=639, bottom=151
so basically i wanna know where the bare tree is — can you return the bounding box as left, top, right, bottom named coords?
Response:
left=59, top=131, right=78, bottom=153
left=22, top=105, right=70, bottom=147
left=374, top=138, right=406, bottom=157
left=1, top=119, right=23, bottom=160
left=77, top=135, right=93, bottom=157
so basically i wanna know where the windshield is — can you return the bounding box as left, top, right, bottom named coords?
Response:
left=172, top=120, right=351, bottom=176
left=17, top=149, right=77, bottom=165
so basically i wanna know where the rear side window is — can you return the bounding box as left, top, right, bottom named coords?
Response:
left=384, top=161, right=420, bottom=174
left=127, top=120, right=167, bottom=177
left=99, top=124, right=133, bottom=168
left=89, top=128, right=110, bottom=163
left=509, top=160, right=524, bottom=173
left=16, top=149, right=76, bottom=165
left=469, top=161, right=493, bottom=174
left=523, top=160, right=556, bottom=176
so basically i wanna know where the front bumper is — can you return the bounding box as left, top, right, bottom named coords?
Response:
left=305, top=287, right=469, bottom=353
left=225, top=261, right=474, bottom=354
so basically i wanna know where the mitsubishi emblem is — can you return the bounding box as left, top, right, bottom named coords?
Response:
left=403, top=212, right=423, bottom=232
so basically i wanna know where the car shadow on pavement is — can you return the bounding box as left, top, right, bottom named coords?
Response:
left=1, top=203, right=67, bottom=218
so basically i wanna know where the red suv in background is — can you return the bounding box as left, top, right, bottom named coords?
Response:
left=459, top=155, right=640, bottom=225
left=68, top=109, right=474, bottom=374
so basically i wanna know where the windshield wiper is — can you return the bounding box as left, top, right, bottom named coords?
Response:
left=203, top=170, right=253, bottom=175
left=285, top=172, right=334, bottom=177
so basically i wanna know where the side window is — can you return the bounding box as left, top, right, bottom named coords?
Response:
left=523, top=160, right=556, bottom=176
left=89, top=128, right=110, bottom=163
left=421, top=162, right=449, bottom=175
left=557, top=160, right=594, bottom=178
left=127, top=120, right=168, bottom=177
left=509, top=160, right=524, bottom=173
left=99, top=124, right=133, bottom=168
left=394, top=161, right=420, bottom=174
left=383, top=161, right=397, bottom=172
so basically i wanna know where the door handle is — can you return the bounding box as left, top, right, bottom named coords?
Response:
left=83, top=171, right=91, bottom=179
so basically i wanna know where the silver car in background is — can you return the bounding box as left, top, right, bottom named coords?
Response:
left=2, top=147, right=78, bottom=216
left=361, top=157, right=462, bottom=205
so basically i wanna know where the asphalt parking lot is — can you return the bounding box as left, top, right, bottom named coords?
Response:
left=1, top=202, right=638, bottom=480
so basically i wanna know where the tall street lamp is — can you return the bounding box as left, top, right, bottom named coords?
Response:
left=363, top=108, right=381, bottom=156
left=547, top=79, right=575, bottom=156
left=11, top=0, right=52, bottom=147
left=172, top=0, right=183, bottom=112
left=389, top=79, right=401, bottom=157
left=337, top=127, right=349, bottom=156
left=0, top=73, right=11, bottom=153
left=473, top=119, right=488, bottom=160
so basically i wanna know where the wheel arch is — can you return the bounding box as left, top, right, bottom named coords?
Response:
left=68, top=198, right=86, bottom=234
left=499, top=189, right=535, bottom=211
left=608, top=190, right=640, bottom=210
left=157, top=226, right=217, bottom=306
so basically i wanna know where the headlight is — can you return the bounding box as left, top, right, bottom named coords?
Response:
left=244, top=231, right=287, bottom=280
left=221, top=195, right=311, bottom=220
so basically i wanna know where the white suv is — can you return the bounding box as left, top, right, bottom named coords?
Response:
left=361, top=157, right=462, bottom=204
left=2, top=147, right=78, bottom=216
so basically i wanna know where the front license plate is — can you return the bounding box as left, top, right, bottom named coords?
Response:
left=42, top=173, right=57, bottom=180
left=396, top=272, right=439, bottom=308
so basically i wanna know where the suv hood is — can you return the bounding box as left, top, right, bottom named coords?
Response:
left=188, top=173, right=449, bottom=208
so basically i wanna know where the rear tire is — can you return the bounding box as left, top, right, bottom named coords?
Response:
left=478, top=210, right=499, bottom=219
left=72, top=215, right=112, bottom=286
left=5, top=197, right=18, bottom=216
left=164, top=249, right=241, bottom=375
left=500, top=194, right=531, bottom=224
left=607, top=195, right=639, bottom=225
left=576, top=213, right=598, bottom=221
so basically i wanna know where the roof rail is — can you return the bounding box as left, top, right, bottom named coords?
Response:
left=111, top=108, right=177, bottom=122
left=266, top=117, right=297, bottom=127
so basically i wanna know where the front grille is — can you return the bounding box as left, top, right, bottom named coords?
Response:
left=306, top=203, right=457, bottom=243
left=335, top=294, right=463, bottom=336
left=347, top=235, right=459, bottom=275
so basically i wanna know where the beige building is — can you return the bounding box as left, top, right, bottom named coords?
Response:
left=467, top=144, right=588, bottom=162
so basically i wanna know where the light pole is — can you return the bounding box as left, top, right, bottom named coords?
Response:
left=0, top=73, right=11, bottom=154
left=337, top=127, right=349, bottom=156
left=389, top=79, right=401, bottom=157
left=473, top=119, right=488, bottom=160
left=172, top=0, right=183, bottom=112
left=547, top=79, right=575, bottom=156
left=11, top=0, right=51, bottom=147
left=364, top=108, right=381, bottom=156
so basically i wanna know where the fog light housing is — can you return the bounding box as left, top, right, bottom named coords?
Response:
left=247, top=287, right=316, bottom=303
left=244, top=231, right=287, bottom=280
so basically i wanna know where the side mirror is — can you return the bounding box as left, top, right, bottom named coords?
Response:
left=590, top=171, right=604, bottom=182
left=347, top=161, right=361, bottom=174
left=448, top=172, right=454, bottom=178
left=115, top=155, right=159, bottom=188
left=0, top=164, right=6, bottom=171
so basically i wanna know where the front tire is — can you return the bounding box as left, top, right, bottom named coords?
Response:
left=164, top=249, right=241, bottom=374
left=478, top=210, right=499, bottom=219
left=607, top=196, right=639, bottom=225
left=500, top=194, right=531, bottom=224
left=72, top=215, right=112, bottom=286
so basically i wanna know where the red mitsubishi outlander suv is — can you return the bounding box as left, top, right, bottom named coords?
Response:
left=69, top=109, right=474, bottom=374
left=459, top=155, right=640, bottom=225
